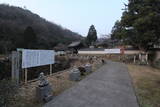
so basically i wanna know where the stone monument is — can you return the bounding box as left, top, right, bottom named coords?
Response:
left=69, top=68, right=81, bottom=81
left=36, top=72, right=53, bottom=102
left=85, top=64, right=92, bottom=73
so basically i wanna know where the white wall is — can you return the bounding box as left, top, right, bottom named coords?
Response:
left=78, top=51, right=106, bottom=55
left=78, top=50, right=141, bottom=55
left=124, top=50, right=140, bottom=55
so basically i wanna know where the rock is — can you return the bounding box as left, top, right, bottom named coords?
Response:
left=85, top=64, right=92, bottom=73
left=101, top=59, right=105, bottom=64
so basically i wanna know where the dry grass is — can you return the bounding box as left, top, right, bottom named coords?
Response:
left=18, top=70, right=76, bottom=106
left=15, top=58, right=103, bottom=107
left=127, top=64, right=160, bottom=107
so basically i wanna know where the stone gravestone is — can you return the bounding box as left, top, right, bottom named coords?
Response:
left=36, top=72, right=53, bottom=102
left=85, top=64, right=92, bottom=73
left=93, top=56, right=97, bottom=60
left=69, top=68, right=81, bottom=81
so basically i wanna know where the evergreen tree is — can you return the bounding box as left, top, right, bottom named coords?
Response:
left=23, top=26, right=37, bottom=49
left=86, top=25, right=97, bottom=46
left=112, top=0, right=160, bottom=50
left=111, top=20, right=127, bottom=40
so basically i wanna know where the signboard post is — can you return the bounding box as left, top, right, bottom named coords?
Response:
left=22, top=49, right=55, bottom=83
left=25, top=68, right=28, bottom=84
left=50, top=64, right=52, bottom=75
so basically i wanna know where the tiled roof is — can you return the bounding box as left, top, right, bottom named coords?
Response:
left=68, top=41, right=81, bottom=47
left=79, top=48, right=105, bottom=51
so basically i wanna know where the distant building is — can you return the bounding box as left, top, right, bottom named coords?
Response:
left=68, top=41, right=84, bottom=54
left=54, top=43, right=68, bottom=52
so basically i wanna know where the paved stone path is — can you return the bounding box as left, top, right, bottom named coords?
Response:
left=44, top=61, right=139, bottom=107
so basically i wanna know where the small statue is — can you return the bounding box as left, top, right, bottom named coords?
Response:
left=36, top=72, right=53, bottom=102
left=38, top=72, right=49, bottom=87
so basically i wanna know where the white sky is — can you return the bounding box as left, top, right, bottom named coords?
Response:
left=0, top=0, right=128, bottom=37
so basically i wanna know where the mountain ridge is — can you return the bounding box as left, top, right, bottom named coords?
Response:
left=0, top=4, right=82, bottom=53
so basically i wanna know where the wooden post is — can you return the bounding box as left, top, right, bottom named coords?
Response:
left=11, top=51, right=20, bottom=85
left=139, top=53, right=141, bottom=62
left=146, top=53, right=148, bottom=64
left=50, top=64, right=52, bottom=75
left=134, top=55, right=136, bottom=64
left=25, top=68, right=28, bottom=84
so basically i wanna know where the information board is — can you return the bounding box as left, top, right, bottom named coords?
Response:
left=22, top=49, right=55, bottom=68
left=105, top=49, right=121, bottom=54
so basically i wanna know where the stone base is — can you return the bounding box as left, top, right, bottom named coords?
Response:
left=69, top=70, right=81, bottom=81
left=85, top=64, right=92, bottom=73
left=36, top=84, right=53, bottom=102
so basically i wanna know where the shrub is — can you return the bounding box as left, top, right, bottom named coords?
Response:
left=153, top=59, right=160, bottom=69
left=0, top=79, right=18, bottom=107
left=0, top=60, right=11, bottom=80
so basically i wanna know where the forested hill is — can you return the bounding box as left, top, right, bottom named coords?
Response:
left=0, top=4, right=82, bottom=54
